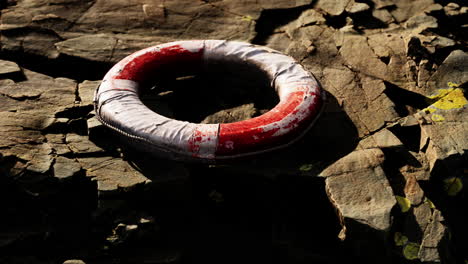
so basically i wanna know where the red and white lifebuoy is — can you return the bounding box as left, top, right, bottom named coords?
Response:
left=94, top=40, right=324, bottom=162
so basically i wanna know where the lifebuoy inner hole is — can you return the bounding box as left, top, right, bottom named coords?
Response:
left=139, top=58, right=279, bottom=123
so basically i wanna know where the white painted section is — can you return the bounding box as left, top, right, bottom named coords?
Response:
left=95, top=40, right=323, bottom=161
left=191, top=124, right=219, bottom=158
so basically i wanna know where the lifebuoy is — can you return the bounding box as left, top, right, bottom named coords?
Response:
left=94, top=40, right=324, bottom=162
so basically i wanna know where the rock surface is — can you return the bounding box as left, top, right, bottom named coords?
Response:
left=1, top=0, right=467, bottom=263
left=322, top=148, right=395, bottom=233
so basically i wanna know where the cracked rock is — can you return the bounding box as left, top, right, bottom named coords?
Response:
left=87, top=116, right=106, bottom=142
left=320, top=149, right=395, bottom=231
left=321, top=66, right=399, bottom=136
left=390, top=0, right=435, bottom=23
left=53, top=156, right=82, bottom=179
left=419, top=211, right=449, bottom=262
left=316, top=0, right=350, bottom=16
left=0, top=59, right=21, bottom=76
left=201, top=103, right=257, bottom=124
left=345, top=2, right=370, bottom=14
left=0, top=0, right=313, bottom=61
left=45, top=133, right=72, bottom=156
left=372, top=9, right=394, bottom=24
left=55, top=34, right=118, bottom=62
left=63, top=260, right=86, bottom=264
left=443, top=2, right=466, bottom=16
left=0, top=67, right=76, bottom=112
left=339, top=35, right=388, bottom=80
left=358, top=129, right=403, bottom=149
left=66, top=133, right=104, bottom=154
left=24, top=144, right=54, bottom=174
left=426, top=50, right=468, bottom=91
left=78, top=80, right=100, bottom=106
left=295, top=9, right=326, bottom=27
left=405, top=13, right=438, bottom=34
left=76, top=155, right=150, bottom=194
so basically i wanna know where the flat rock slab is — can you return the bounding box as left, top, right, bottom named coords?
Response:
left=321, top=148, right=395, bottom=233
left=1, top=0, right=313, bottom=62
left=0, top=61, right=154, bottom=195
left=0, top=59, right=21, bottom=75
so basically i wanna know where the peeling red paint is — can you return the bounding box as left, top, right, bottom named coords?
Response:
left=188, top=124, right=218, bottom=158
left=216, top=88, right=322, bottom=156
left=188, top=129, right=203, bottom=153
left=99, top=40, right=324, bottom=160
left=115, top=45, right=204, bottom=83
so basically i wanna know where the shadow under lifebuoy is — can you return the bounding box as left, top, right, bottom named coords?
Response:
left=139, top=56, right=279, bottom=123
left=110, top=87, right=360, bottom=263
left=94, top=54, right=361, bottom=263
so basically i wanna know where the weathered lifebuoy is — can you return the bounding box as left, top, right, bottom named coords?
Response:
left=94, top=40, right=324, bottom=162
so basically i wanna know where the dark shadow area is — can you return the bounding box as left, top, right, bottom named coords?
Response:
left=388, top=124, right=422, bottom=152
left=0, top=154, right=98, bottom=263
left=0, top=50, right=113, bottom=82
left=323, top=13, right=348, bottom=29
left=55, top=105, right=95, bottom=120
left=432, top=44, right=468, bottom=66
left=379, top=55, right=390, bottom=65
left=341, top=219, right=394, bottom=264
left=178, top=170, right=349, bottom=264
left=406, top=15, right=467, bottom=67
left=383, top=81, right=432, bottom=116
left=382, top=148, right=423, bottom=195
left=140, top=58, right=279, bottom=123
left=419, top=153, right=468, bottom=263
left=97, top=89, right=362, bottom=263
left=83, top=162, right=355, bottom=264
left=431, top=1, right=468, bottom=43
left=407, top=36, right=430, bottom=64
left=319, top=0, right=390, bottom=30
left=349, top=9, right=388, bottom=29
left=0, top=69, right=27, bottom=82
left=251, top=3, right=315, bottom=45
left=380, top=148, right=436, bottom=263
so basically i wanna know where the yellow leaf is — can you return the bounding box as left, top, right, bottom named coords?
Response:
left=299, top=164, right=313, bottom=172
left=394, top=232, right=408, bottom=246
left=447, top=82, right=459, bottom=88
left=444, top=177, right=463, bottom=196
left=403, top=242, right=420, bottom=260
left=209, top=190, right=224, bottom=203
left=424, top=197, right=435, bottom=209
left=241, top=15, right=253, bottom=22
left=395, top=195, right=411, bottom=213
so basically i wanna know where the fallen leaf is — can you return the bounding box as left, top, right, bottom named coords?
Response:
left=444, top=177, right=463, bottom=196
left=395, top=195, right=411, bottom=212
left=424, top=197, right=436, bottom=209
left=403, top=242, right=420, bottom=260
left=241, top=15, right=253, bottom=22
left=394, top=232, right=408, bottom=246
left=299, top=164, right=313, bottom=172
